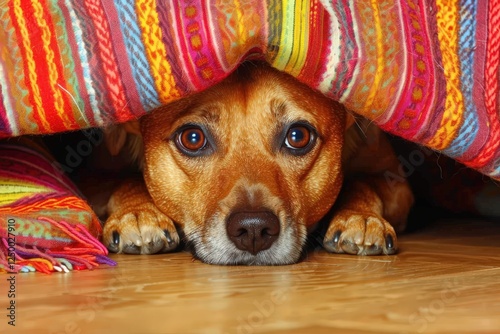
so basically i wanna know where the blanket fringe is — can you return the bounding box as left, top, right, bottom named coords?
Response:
left=1, top=217, right=116, bottom=274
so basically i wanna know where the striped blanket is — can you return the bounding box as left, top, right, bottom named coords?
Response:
left=0, top=1, right=499, bottom=180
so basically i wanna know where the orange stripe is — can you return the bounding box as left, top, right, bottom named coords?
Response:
left=427, top=0, right=464, bottom=149
left=136, top=0, right=180, bottom=103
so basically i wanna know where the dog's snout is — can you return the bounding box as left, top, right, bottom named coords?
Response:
left=226, top=211, right=280, bottom=255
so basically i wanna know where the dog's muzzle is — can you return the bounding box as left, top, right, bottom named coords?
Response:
left=226, top=210, right=280, bottom=255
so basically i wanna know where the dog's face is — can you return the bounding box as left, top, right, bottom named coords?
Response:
left=140, top=63, right=346, bottom=265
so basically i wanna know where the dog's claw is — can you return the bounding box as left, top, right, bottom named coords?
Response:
left=106, top=231, right=120, bottom=253
left=164, top=230, right=173, bottom=244
left=122, top=243, right=142, bottom=254
left=364, top=244, right=382, bottom=255
left=163, top=230, right=178, bottom=249
left=340, top=240, right=359, bottom=254
left=332, top=230, right=342, bottom=244
left=324, top=211, right=397, bottom=256
left=385, top=234, right=396, bottom=254
left=385, top=234, right=394, bottom=249
left=112, top=231, right=120, bottom=245
left=103, top=203, right=180, bottom=255
left=143, top=239, right=166, bottom=254
left=108, top=244, right=119, bottom=253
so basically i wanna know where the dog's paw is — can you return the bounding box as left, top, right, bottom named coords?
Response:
left=323, top=210, right=397, bottom=255
left=103, top=202, right=179, bottom=255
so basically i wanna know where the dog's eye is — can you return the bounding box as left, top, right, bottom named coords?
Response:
left=284, top=125, right=315, bottom=153
left=176, top=126, right=208, bottom=153
left=286, top=126, right=310, bottom=148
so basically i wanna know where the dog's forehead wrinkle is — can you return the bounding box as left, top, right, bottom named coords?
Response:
left=199, top=106, right=221, bottom=124
left=177, top=103, right=222, bottom=125
left=270, top=97, right=288, bottom=120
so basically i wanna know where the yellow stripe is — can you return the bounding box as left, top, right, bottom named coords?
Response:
left=273, top=0, right=310, bottom=75
left=286, top=0, right=309, bottom=76
left=273, top=0, right=296, bottom=70
left=234, top=0, right=245, bottom=44
left=427, top=0, right=463, bottom=149
left=0, top=193, right=35, bottom=206
left=20, top=258, right=54, bottom=271
left=136, top=0, right=180, bottom=103
left=0, top=179, right=47, bottom=187
left=12, top=0, right=51, bottom=131
left=363, top=0, right=384, bottom=111
left=0, top=182, right=50, bottom=192
left=0, top=181, right=51, bottom=206
left=228, top=0, right=266, bottom=67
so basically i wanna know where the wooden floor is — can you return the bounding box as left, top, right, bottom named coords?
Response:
left=5, top=218, right=500, bottom=334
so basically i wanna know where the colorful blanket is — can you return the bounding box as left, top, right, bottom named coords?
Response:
left=0, top=139, right=115, bottom=273
left=0, top=0, right=499, bottom=181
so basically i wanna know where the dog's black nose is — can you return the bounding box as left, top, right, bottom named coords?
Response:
left=226, top=211, right=280, bottom=255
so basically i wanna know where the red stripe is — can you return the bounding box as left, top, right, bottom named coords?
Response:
left=8, top=1, right=53, bottom=133
left=173, top=1, right=203, bottom=90
left=467, top=0, right=500, bottom=168
left=40, top=0, right=75, bottom=132
left=297, top=1, right=330, bottom=88
left=84, top=0, right=133, bottom=123
left=9, top=1, right=73, bottom=133
left=0, top=87, right=10, bottom=135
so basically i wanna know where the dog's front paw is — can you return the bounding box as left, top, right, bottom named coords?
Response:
left=103, top=202, right=179, bottom=255
left=323, top=210, right=397, bottom=255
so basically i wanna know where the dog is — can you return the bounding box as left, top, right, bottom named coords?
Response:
left=101, top=61, right=414, bottom=265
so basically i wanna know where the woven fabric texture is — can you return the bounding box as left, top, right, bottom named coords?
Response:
left=0, top=0, right=498, bottom=180
left=0, top=139, right=114, bottom=273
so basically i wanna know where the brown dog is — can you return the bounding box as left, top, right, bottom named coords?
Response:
left=101, top=62, right=414, bottom=265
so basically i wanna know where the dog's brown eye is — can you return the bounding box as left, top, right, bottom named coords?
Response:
left=285, top=126, right=312, bottom=149
left=178, top=127, right=207, bottom=152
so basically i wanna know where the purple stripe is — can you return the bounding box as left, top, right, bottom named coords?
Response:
left=331, top=0, right=357, bottom=100
left=101, top=1, right=145, bottom=117
left=71, top=0, right=116, bottom=121
left=157, top=2, right=191, bottom=94
left=415, top=0, right=447, bottom=144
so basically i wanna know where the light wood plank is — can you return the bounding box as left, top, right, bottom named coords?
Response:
left=4, top=219, right=500, bottom=334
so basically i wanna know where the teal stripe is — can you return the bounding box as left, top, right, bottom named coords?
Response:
left=65, top=0, right=101, bottom=123
left=444, top=0, right=478, bottom=158
left=49, top=2, right=89, bottom=126
left=115, top=0, right=160, bottom=109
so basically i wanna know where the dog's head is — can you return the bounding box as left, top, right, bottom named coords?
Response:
left=139, top=62, right=347, bottom=265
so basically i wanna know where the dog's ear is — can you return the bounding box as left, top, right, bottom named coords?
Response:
left=104, top=124, right=127, bottom=156
left=342, top=115, right=382, bottom=165
left=345, top=112, right=356, bottom=131
left=122, top=121, right=142, bottom=136
left=104, top=121, right=141, bottom=155
left=104, top=120, right=144, bottom=169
